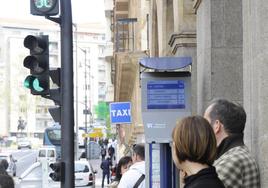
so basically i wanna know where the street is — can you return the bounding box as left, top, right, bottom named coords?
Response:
left=0, top=148, right=108, bottom=188
left=12, top=149, right=38, bottom=177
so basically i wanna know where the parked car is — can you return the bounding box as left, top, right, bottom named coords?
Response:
left=37, top=146, right=56, bottom=162
left=0, top=152, right=17, bottom=176
left=16, top=160, right=96, bottom=187
left=17, top=138, right=31, bottom=149
left=75, top=159, right=97, bottom=187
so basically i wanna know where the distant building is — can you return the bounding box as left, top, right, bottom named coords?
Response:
left=0, top=17, right=113, bottom=139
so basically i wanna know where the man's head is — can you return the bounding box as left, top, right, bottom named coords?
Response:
left=204, top=99, right=246, bottom=145
left=132, top=144, right=145, bottom=163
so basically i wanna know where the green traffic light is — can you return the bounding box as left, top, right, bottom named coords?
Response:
left=33, top=78, right=44, bottom=92
left=24, top=76, right=44, bottom=92
left=24, top=76, right=33, bottom=89
left=35, top=0, right=54, bottom=9
left=32, top=0, right=58, bottom=14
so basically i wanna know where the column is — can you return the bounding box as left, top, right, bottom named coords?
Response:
left=243, top=0, right=268, bottom=186
left=196, top=0, right=243, bottom=113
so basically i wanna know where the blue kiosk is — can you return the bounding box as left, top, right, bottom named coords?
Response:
left=140, top=57, right=192, bottom=188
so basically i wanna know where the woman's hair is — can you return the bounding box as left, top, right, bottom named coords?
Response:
left=0, top=174, right=14, bottom=188
left=172, top=115, right=217, bottom=166
left=115, top=156, right=132, bottom=181
left=0, top=159, right=8, bottom=170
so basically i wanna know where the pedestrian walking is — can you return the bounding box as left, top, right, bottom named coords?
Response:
left=108, top=156, right=132, bottom=188
left=108, top=145, right=115, bottom=161
left=172, top=116, right=225, bottom=188
left=118, top=144, right=145, bottom=188
left=101, top=146, right=107, bottom=160
left=101, top=157, right=112, bottom=188
left=204, top=99, right=260, bottom=188
left=0, top=174, right=14, bottom=188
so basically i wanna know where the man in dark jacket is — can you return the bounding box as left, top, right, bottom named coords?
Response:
left=108, top=145, right=115, bottom=161
left=100, top=157, right=112, bottom=188
left=204, top=99, right=260, bottom=188
left=100, top=146, right=106, bottom=160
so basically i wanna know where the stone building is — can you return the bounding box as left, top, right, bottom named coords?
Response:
left=111, top=0, right=268, bottom=186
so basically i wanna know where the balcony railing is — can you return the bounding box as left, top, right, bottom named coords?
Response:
left=115, top=18, right=137, bottom=52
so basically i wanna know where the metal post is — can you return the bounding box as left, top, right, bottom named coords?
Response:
left=60, top=0, right=74, bottom=187
left=146, top=14, right=149, bottom=51
left=83, top=49, right=88, bottom=159
left=73, top=23, right=79, bottom=160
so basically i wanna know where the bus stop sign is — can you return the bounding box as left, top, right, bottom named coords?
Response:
left=110, top=102, right=132, bottom=124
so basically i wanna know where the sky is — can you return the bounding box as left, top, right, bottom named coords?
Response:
left=0, top=0, right=106, bottom=24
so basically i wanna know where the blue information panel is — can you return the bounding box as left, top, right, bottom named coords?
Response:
left=147, top=80, right=185, bottom=109
left=110, top=102, right=132, bottom=124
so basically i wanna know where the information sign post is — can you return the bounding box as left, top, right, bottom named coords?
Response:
left=140, top=57, right=192, bottom=188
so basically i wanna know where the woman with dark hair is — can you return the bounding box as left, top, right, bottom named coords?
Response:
left=172, top=116, right=225, bottom=188
left=108, top=156, right=132, bottom=188
left=0, top=174, right=14, bottom=188
left=0, top=159, right=9, bottom=175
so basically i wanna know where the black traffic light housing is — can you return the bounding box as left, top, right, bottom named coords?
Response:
left=23, top=35, right=61, bottom=123
left=23, top=35, right=50, bottom=96
left=49, top=162, right=64, bottom=182
left=30, top=0, right=59, bottom=16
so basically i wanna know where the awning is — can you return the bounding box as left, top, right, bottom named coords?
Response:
left=139, top=56, right=192, bottom=70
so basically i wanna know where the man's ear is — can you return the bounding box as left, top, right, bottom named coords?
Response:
left=213, top=120, right=221, bottom=134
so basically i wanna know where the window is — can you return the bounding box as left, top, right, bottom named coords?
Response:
left=84, top=84, right=91, bottom=90
left=49, top=42, right=58, bottom=52
left=36, top=107, right=42, bottom=114
left=44, top=107, right=48, bottom=113
left=39, top=150, right=46, bottom=157
left=20, top=107, right=27, bottom=113
left=47, top=150, right=55, bottom=157
left=99, top=46, right=105, bottom=56
left=47, top=130, right=61, bottom=142
left=75, top=163, right=89, bottom=173
left=98, top=70, right=106, bottom=80
left=49, top=55, right=59, bottom=67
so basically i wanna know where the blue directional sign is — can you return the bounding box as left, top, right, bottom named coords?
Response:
left=110, top=102, right=132, bottom=124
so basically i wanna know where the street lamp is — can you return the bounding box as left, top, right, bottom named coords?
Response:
left=73, top=23, right=79, bottom=160
left=78, top=47, right=90, bottom=159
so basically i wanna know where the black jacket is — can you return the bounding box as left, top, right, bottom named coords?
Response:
left=100, top=159, right=112, bottom=174
left=184, top=166, right=225, bottom=188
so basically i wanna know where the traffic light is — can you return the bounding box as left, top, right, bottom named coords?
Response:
left=23, top=35, right=50, bottom=96
left=31, top=0, right=59, bottom=16
left=49, top=162, right=63, bottom=182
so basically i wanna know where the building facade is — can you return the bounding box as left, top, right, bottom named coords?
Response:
left=111, top=0, right=268, bottom=186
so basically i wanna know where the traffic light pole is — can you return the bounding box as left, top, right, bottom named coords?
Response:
left=60, top=0, right=74, bottom=187
left=28, top=0, right=74, bottom=187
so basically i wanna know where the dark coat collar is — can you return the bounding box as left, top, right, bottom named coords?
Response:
left=216, top=133, right=244, bottom=160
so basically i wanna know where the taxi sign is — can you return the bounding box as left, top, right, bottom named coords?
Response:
left=110, top=102, right=132, bottom=124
